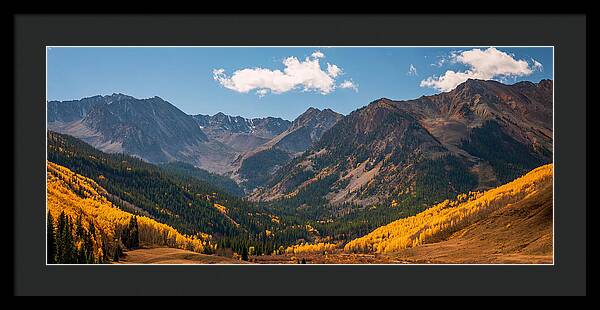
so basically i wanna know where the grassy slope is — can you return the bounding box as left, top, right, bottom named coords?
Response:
left=390, top=183, right=552, bottom=263
left=116, top=247, right=247, bottom=264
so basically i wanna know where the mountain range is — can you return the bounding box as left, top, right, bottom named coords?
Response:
left=48, top=79, right=553, bottom=208
left=48, top=94, right=343, bottom=190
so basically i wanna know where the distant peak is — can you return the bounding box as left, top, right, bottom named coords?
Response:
left=369, top=98, right=394, bottom=108
left=468, top=78, right=495, bottom=83
left=461, top=78, right=491, bottom=87
left=454, top=79, right=494, bottom=91
left=100, top=93, right=137, bottom=103
left=107, top=93, right=134, bottom=98
left=513, top=80, right=536, bottom=87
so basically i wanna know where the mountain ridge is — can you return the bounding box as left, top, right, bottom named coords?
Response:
left=250, top=79, right=552, bottom=208
left=47, top=79, right=552, bottom=206
left=232, top=107, right=343, bottom=189
left=191, top=112, right=291, bottom=153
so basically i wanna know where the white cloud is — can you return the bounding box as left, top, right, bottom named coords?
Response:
left=421, top=47, right=535, bottom=92
left=531, top=58, right=544, bottom=72
left=327, top=63, right=342, bottom=77
left=431, top=57, right=445, bottom=67
left=256, top=89, right=269, bottom=97
left=339, top=79, right=359, bottom=92
left=430, top=50, right=461, bottom=67
left=311, top=51, right=325, bottom=58
left=213, top=51, right=354, bottom=96
left=407, top=64, right=418, bottom=76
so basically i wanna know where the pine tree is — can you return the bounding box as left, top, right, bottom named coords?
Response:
left=121, top=216, right=140, bottom=249
left=78, top=246, right=87, bottom=264
left=89, top=222, right=95, bottom=237
left=56, top=211, right=66, bottom=263
left=241, top=247, right=249, bottom=261
left=76, top=214, right=84, bottom=239
left=83, top=230, right=95, bottom=264
left=130, top=216, right=139, bottom=249
left=65, top=216, right=77, bottom=263
left=47, top=211, right=57, bottom=264
left=113, top=244, right=122, bottom=262
left=101, top=239, right=109, bottom=263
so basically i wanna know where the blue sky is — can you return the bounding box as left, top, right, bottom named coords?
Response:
left=47, top=47, right=553, bottom=121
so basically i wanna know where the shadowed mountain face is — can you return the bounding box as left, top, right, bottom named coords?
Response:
left=233, top=107, right=343, bottom=189
left=47, top=95, right=338, bottom=180
left=48, top=94, right=237, bottom=173
left=272, top=107, right=344, bottom=153
left=250, top=79, right=552, bottom=207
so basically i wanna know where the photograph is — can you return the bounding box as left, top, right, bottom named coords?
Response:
left=45, top=46, right=554, bottom=265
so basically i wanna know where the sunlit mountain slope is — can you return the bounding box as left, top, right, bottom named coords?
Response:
left=344, top=164, right=553, bottom=260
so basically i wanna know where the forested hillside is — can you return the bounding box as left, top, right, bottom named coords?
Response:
left=47, top=131, right=324, bottom=258
left=159, top=161, right=244, bottom=196
left=344, top=164, right=553, bottom=254
left=47, top=161, right=211, bottom=263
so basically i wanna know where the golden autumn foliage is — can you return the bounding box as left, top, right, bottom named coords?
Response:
left=285, top=242, right=338, bottom=254
left=344, top=164, right=553, bottom=254
left=214, top=203, right=228, bottom=214
left=47, top=161, right=212, bottom=262
left=270, top=215, right=281, bottom=224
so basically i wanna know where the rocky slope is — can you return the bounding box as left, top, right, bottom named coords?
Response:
left=48, top=94, right=238, bottom=173
left=250, top=79, right=553, bottom=207
left=233, top=107, right=343, bottom=188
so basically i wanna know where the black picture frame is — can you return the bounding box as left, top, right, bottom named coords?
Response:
left=14, top=14, right=587, bottom=296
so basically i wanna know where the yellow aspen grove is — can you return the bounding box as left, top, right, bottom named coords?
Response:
left=47, top=161, right=213, bottom=262
left=285, top=242, right=338, bottom=254
left=344, top=164, right=553, bottom=254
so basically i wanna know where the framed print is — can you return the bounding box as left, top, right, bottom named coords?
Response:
left=14, top=14, right=587, bottom=296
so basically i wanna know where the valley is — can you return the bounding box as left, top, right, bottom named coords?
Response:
left=47, top=78, right=554, bottom=264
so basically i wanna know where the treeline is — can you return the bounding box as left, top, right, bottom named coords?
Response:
left=310, top=204, right=423, bottom=242
left=215, top=223, right=316, bottom=259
